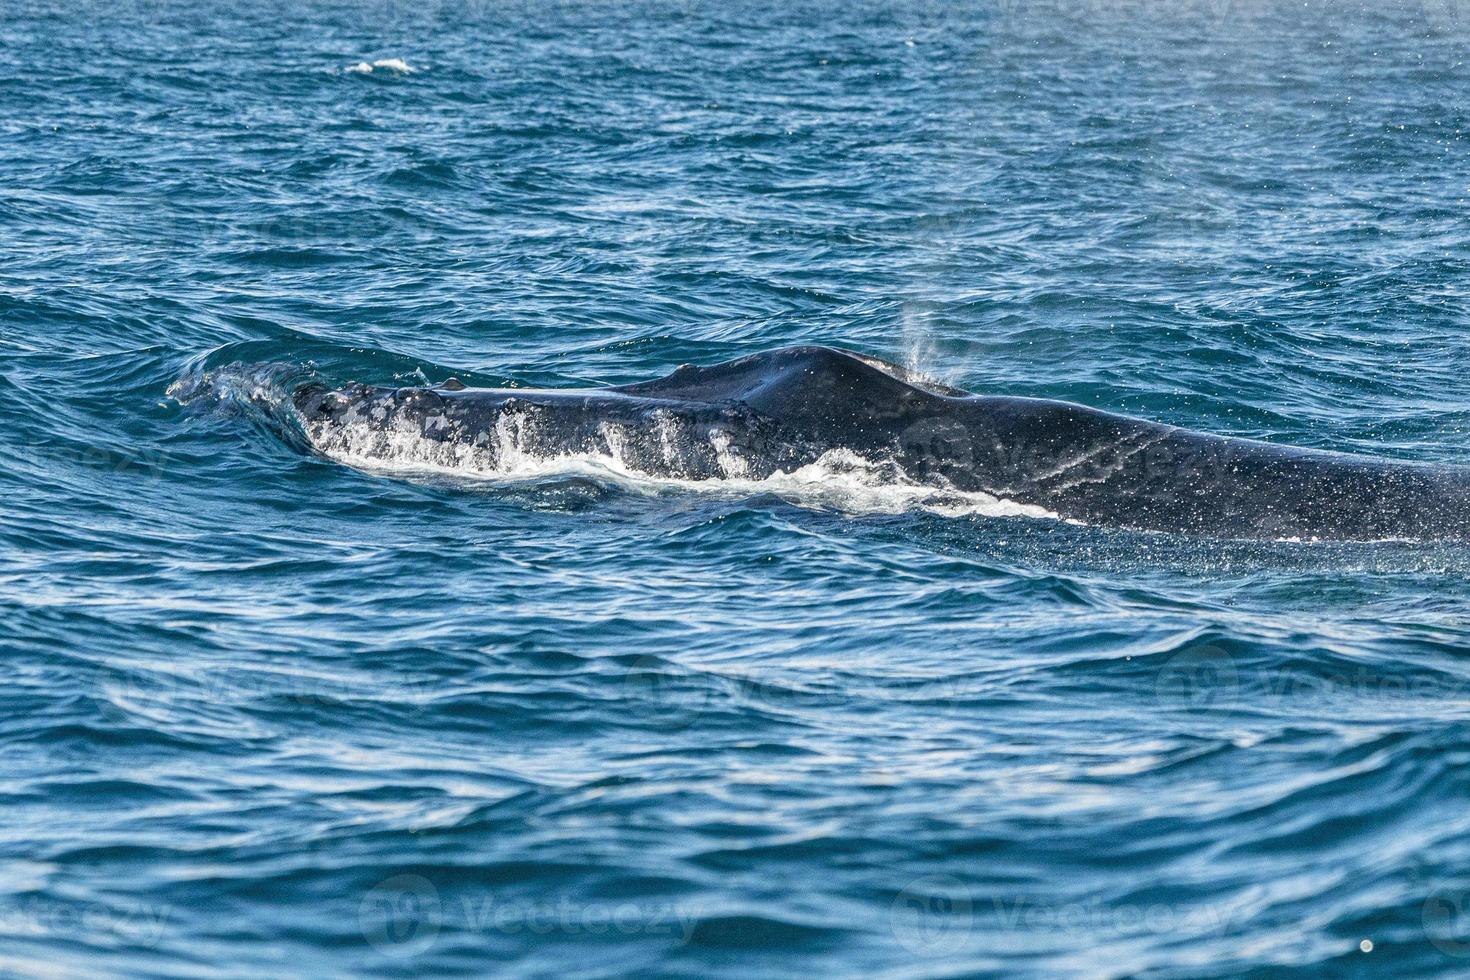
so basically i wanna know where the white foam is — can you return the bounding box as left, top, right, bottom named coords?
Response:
left=345, top=58, right=415, bottom=74
left=303, top=410, right=1061, bottom=522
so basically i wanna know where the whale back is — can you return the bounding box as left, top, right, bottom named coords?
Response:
left=610, top=346, right=955, bottom=449
left=294, top=345, right=1470, bottom=540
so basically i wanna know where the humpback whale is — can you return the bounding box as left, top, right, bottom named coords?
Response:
left=294, top=345, right=1470, bottom=541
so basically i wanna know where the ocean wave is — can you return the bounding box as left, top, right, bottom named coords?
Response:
left=12, top=1, right=1470, bottom=975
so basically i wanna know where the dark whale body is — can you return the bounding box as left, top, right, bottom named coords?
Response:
left=295, top=345, right=1470, bottom=541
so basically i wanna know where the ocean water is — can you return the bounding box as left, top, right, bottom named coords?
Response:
left=6, top=0, right=1470, bottom=974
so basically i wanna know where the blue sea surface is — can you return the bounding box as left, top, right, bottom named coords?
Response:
left=6, top=0, right=1470, bottom=975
